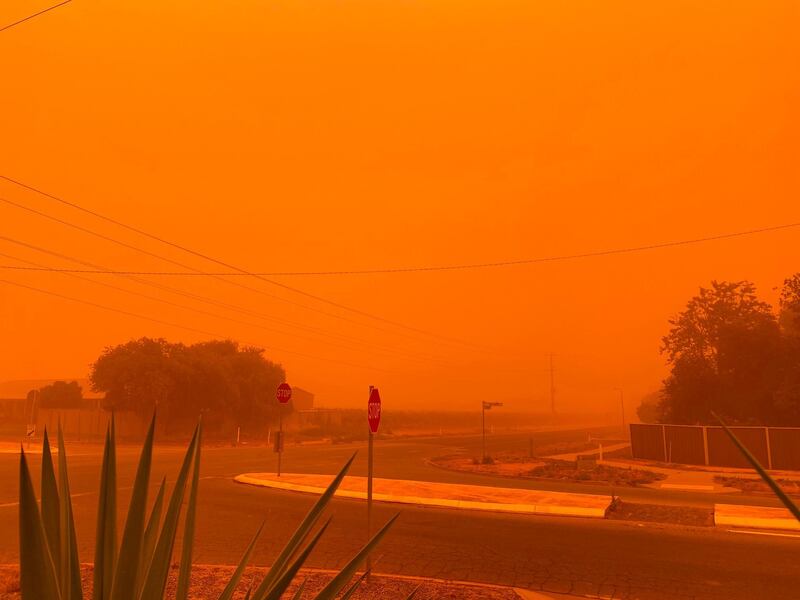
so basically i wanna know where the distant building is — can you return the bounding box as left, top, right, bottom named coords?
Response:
left=291, top=387, right=314, bottom=411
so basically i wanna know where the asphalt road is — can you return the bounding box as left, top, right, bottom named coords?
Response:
left=1, top=429, right=797, bottom=599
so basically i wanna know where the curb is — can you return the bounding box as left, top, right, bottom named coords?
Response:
left=715, top=503, right=800, bottom=531
left=234, top=474, right=610, bottom=518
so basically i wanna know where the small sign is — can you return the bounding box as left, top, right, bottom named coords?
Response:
left=273, top=431, right=284, bottom=453
left=276, top=383, right=292, bottom=404
left=368, top=388, right=381, bottom=433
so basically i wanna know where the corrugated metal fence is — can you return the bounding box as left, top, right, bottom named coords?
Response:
left=630, top=423, right=800, bottom=470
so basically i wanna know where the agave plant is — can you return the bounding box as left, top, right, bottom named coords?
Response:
left=19, top=416, right=405, bottom=599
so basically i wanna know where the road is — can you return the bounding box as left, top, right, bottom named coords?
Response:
left=1, top=429, right=797, bottom=599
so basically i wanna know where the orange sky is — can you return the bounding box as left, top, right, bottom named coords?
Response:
left=1, top=1, right=798, bottom=415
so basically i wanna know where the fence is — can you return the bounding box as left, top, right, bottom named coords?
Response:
left=630, top=423, right=800, bottom=470
left=35, top=408, right=149, bottom=441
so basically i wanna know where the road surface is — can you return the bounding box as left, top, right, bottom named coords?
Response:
left=0, top=430, right=797, bottom=599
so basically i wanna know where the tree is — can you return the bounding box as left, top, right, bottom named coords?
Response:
left=636, top=391, right=662, bottom=423
left=38, top=380, right=83, bottom=409
left=660, top=280, right=783, bottom=424
left=90, top=337, right=286, bottom=435
left=774, top=274, right=800, bottom=423
left=779, top=273, right=800, bottom=338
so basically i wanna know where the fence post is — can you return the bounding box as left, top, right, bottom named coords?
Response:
left=661, top=425, right=668, bottom=463
left=702, top=426, right=709, bottom=466
left=765, top=427, right=773, bottom=470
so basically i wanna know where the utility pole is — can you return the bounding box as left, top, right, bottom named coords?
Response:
left=481, top=401, right=503, bottom=462
left=618, top=388, right=625, bottom=435
left=548, top=353, right=556, bottom=415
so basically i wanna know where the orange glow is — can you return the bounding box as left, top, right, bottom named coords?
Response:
left=1, top=0, right=798, bottom=413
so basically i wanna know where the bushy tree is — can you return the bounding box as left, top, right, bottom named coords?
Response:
left=780, top=274, right=800, bottom=338
left=775, top=274, right=800, bottom=422
left=636, top=391, right=663, bottom=423
left=660, top=281, right=784, bottom=424
left=38, top=380, right=83, bottom=409
left=90, top=338, right=286, bottom=435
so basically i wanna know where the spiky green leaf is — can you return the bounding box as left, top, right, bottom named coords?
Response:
left=289, top=580, right=306, bottom=600
left=138, top=424, right=199, bottom=600
left=313, top=513, right=400, bottom=600
left=136, top=477, right=166, bottom=599
left=404, top=583, right=422, bottom=599
left=93, top=420, right=117, bottom=600
left=57, top=425, right=83, bottom=600
left=261, top=519, right=332, bottom=600
left=252, top=452, right=357, bottom=599
left=713, top=412, right=800, bottom=522
left=216, top=522, right=264, bottom=600
left=41, top=428, right=61, bottom=582
left=19, top=448, right=62, bottom=600
left=339, top=571, right=368, bottom=600
left=176, top=422, right=202, bottom=600
left=110, top=414, right=155, bottom=600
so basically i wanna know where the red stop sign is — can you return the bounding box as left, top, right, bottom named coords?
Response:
left=276, top=382, right=292, bottom=404
left=368, top=387, right=381, bottom=433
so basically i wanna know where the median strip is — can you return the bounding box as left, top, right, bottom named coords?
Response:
left=235, top=473, right=612, bottom=518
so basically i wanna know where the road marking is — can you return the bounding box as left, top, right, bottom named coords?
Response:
left=727, top=529, right=800, bottom=539
left=0, top=490, right=96, bottom=509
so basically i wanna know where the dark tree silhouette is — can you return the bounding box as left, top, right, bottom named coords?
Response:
left=90, top=338, right=286, bottom=435
left=660, top=280, right=785, bottom=424
left=38, top=380, right=84, bottom=409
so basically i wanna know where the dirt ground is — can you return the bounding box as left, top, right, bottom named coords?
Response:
left=431, top=453, right=664, bottom=487
left=0, top=564, right=518, bottom=600
left=714, top=475, right=800, bottom=497
left=606, top=501, right=714, bottom=527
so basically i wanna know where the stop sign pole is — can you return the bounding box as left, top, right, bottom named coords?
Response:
left=367, top=385, right=381, bottom=574
left=276, top=383, right=292, bottom=476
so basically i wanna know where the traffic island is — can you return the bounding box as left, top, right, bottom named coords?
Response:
left=234, top=473, right=613, bottom=518
left=714, top=503, right=800, bottom=531
left=429, top=453, right=663, bottom=487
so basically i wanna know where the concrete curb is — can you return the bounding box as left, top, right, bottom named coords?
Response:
left=715, top=503, right=800, bottom=531
left=235, top=473, right=611, bottom=518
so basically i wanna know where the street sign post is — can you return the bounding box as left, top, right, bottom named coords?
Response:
left=276, top=383, right=292, bottom=476
left=481, top=401, right=503, bottom=463
left=367, top=386, right=381, bottom=574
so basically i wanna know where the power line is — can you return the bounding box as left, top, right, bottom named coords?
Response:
left=0, top=194, right=468, bottom=351
left=0, top=222, right=796, bottom=277
left=0, top=236, right=451, bottom=365
left=0, top=277, right=392, bottom=373
left=0, top=175, right=478, bottom=348
left=0, top=0, right=72, bottom=34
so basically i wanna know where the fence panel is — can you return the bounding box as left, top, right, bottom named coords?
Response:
left=706, top=427, right=769, bottom=468
left=768, top=429, right=800, bottom=470
left=629, top=424, right=665, bottom=461
left=663, top=425, right=706, bottom=465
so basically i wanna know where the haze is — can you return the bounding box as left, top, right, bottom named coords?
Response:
left=1, top=0, right=797, bottom=413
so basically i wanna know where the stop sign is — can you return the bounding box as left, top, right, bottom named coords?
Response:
left=368, top=387, right=381, bottom=433
left=276, top=383, right=292, bottom=404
